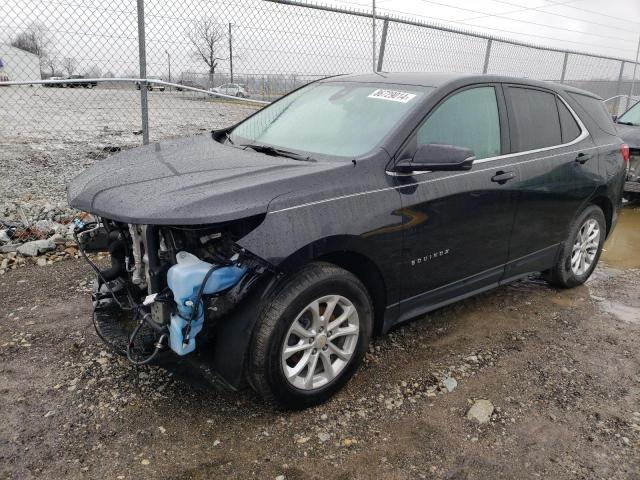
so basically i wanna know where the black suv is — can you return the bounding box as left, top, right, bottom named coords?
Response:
left=68, top=73, right=627, bottom=408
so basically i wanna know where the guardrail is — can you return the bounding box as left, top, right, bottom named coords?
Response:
left=0, top=77, right=270, bottom=104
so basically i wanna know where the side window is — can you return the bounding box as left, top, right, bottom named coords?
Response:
left=568, top=92, right=616, bottom=135
left=416, top=86, right=501, bottom=160
left=556, top=97, right=581, bottom=143
left=507, top=87, right=561, bottom=152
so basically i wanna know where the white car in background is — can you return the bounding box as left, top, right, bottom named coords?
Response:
left=44, top=76, right=67, bottom=88
left=209, top=83, right=249, bottom=98
left=135, top=76, right=166, bottom=91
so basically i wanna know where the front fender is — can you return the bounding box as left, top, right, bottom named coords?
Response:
left=236, top=181, right=404, bottom=306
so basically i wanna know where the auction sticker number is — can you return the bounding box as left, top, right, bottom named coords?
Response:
left=368, top=89, right=416, bottom=103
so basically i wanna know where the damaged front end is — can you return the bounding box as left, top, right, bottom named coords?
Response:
left=74, top=215, right=273, bottom=378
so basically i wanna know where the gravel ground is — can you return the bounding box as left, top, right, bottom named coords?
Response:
left=0, top=88, right=259, bottom=272
left=1, top=87, right=639, bottom=479
left=0, top=87, right=258, bottom=205
left=1, top=248, right=639, bottom=479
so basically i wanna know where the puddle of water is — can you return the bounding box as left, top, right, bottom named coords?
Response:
left=595, top=299, right=640, bottom=324
left=601, top=206, right=640, bottom=269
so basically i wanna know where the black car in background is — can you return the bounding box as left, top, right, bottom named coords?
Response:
left=613, top=101, right=640, bottom=201
left=66, top=75, right=97, bottom=88
left=68, top=73, right=627, bottom=408
left=175, top=79, right=206, bottom=91
left=43, top=75, right=97, bottom=88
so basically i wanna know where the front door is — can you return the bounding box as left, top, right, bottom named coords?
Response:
left=395, top=84, right=520, bottom=321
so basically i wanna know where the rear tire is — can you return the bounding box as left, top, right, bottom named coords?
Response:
left=545, top=205, right=606, bottom=288
left=247, top=262, right=372, bottom=409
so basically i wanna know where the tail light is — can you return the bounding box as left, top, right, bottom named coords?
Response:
left=621, top=143, right=630, bottom=164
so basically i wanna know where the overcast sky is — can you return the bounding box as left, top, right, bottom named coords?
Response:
left=327, top=0, right=640, bottom=59
left=3, top=0, right=640, bottom=81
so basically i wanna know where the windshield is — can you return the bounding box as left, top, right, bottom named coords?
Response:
left=618, top=101, right=640, bottom=125
left=229, top=81, right=432, bottom=158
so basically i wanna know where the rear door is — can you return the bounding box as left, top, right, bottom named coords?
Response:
left=396, top=84, right=520, bottom=320
left=502, top=85, right=598, bottom=279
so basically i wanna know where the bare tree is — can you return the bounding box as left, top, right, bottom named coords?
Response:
left=186, top=18, right=227, bottom=87
left=42, top=54, right=59, bottom=78
left=61, top=57, right=78, bottom=76
left=11, top=22, right=52, bottom=58
left=85, top=65, right=102, bottom=78
left=11, top=22, right=53, bottom=77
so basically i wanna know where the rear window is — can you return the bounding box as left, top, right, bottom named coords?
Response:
left=507, top=87, right=561, bottom=152
left=557, top=97, right=581, bottom=143
left=567, top=92, right=616, bottom=135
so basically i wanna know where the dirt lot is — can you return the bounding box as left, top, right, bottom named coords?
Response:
left=0, top=87, right=259, bottom=206
left=0, top=206, right=639, bottom=480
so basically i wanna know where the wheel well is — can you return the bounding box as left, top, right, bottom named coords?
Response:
left=589, top=196, right=613, bottom=236
left=317, top=251, right=387, bottom=336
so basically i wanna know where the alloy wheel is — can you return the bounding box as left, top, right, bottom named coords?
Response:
left=281, top=295, right=360, bottom=390
left=571, top=218, right=600, bottom=276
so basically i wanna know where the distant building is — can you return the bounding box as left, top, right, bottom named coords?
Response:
left=0, top=44, right=41, bottom=84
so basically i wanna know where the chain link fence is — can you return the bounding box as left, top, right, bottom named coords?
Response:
left=1, top=0, right=639, bottom=146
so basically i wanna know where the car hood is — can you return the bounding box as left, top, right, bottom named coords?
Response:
left=67, top=133, right=339, bottom=224
left=615, top=123, right=640, bottom=150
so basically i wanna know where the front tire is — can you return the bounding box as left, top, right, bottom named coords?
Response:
left=247, top=262, right=372, bottom=409
left=545, top=205, right=606, bottom=288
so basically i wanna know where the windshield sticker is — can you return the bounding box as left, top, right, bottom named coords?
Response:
left=368, top=89, right=416, bottom=103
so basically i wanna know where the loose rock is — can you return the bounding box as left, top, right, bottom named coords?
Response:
left=466, top=399, right=494, bottom=424
left=442, top=376, right=458, bottom=392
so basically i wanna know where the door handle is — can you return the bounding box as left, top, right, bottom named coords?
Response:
left=575, top=152, right=592, bottom=164
left=491, top=171, right=515, bottom=184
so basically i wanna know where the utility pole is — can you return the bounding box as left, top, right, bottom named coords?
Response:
left=165, top=50, right=171, bottom=90
left=229, top=23, right=234, bottom=84
left=372, top=0, right=376, bottom=71
left=627, top=33, right=640, bottom=110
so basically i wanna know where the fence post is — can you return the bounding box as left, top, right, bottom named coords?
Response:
left=615, top=60, right=625, bottom=116
left=136, top=0, right=150, bottom=145
left=560, top=52, right=569, bottom=83
left=229, top=23, right=234, bottom=84
left=372, top=0, right=376, bottom=71
left=482, top=39, right=492, bottom=74
left=627, top=35, right=640, bottom=111
left=376, top=17, right=389, bottom=72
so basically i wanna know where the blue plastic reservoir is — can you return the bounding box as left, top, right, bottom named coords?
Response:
left=166, top=251, right=246, bottom=355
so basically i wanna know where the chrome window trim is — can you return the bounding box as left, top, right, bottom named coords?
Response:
left=474, top=93, right=589, bottom=164
left=272, top=140, right=620, bottom=215
left=385, top=92, right=590, bottom=176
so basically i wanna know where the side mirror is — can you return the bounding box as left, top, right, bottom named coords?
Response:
left=395, top=143, right=476, bottom=174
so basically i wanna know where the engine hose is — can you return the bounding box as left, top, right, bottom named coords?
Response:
left=99, top=237, right=126, bottom=282
left=182, top=264, right=223, bottom=346
left=126, top=310, right=167, bottom=365
left=74, top=228, right=129, bottom=310
left=91, top=304, right=127, bottom=356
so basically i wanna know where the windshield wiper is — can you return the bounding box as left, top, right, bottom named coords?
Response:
left=224, top=132, right=235, bottom=145
left=240, top=144, right=315, bottom=162
left=616, top=120, right=638, bottom=126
